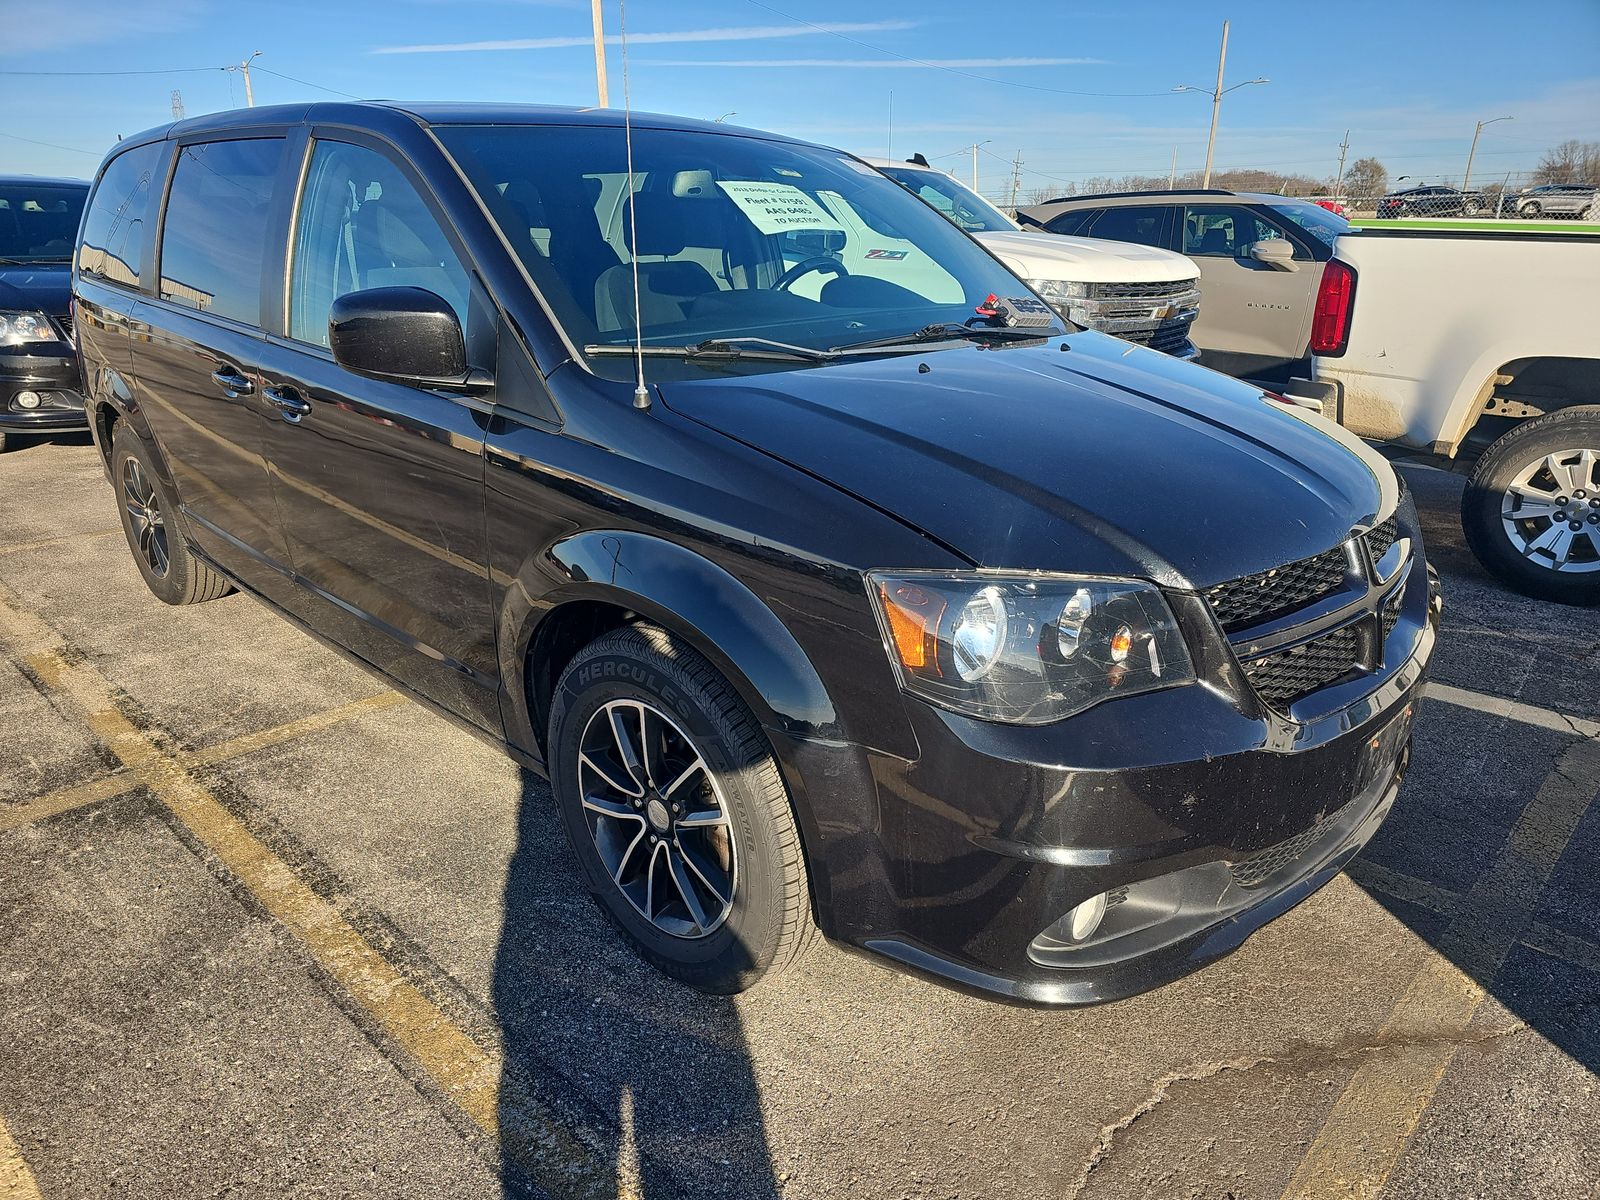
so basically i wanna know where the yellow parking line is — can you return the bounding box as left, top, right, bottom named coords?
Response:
left=0, top=585, right=623, bottom=1200
left=0, top=529, right=121, bottom=558
left=0, top=773, right=133, bottom=836
left=0, top=1111, right=43, bottom=1200
left=1280, top=735, right=1600, bottom=1199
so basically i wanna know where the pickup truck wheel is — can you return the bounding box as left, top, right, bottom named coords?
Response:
left=110, top=424, right=233, bottom=606
left=548, top=623, right=817, bottom=993
left=1462, top=408, right=1600, bottom=606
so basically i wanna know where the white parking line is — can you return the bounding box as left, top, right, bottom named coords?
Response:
left=1427, top=681, right=1600, bottom=739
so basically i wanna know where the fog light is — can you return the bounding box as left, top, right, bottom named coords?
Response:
left=1066, top=891, right=1108, bottom=942
left=14, top=390, right=41, bottom=409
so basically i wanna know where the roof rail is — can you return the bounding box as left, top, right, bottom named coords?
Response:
left=1031, top=187, right=1237, bottom=205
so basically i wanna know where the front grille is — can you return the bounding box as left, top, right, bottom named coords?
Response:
left=1229, top=808, right=1340, bottom=889
left=1206, top=544, right=1350, bottom=632
left=1381, top=586, right=1404, bottom=640
left=1365, top=515, right=1399, bottom=565
left=1119, top=318, right=1194, bottom=355
left=1089, top=279, right=1196, bottom=300
left=1241, top=623, right=1361, bottom=709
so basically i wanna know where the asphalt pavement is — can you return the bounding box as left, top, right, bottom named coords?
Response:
left=1, top=431, right=1596, bottom=1200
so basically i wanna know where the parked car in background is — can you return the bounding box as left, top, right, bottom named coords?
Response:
left=0, top=175, right=90, bottom=452
left=1018, top=188, right=1352, bottom=383
left=869, top=156, right=1201, bottom=357
left=1512, top=184, right=1598, bottom=219
left=1375, top=186, right=1487, bottom=218
left=1315, top=199, right=1349, bottom=218
left=1285, top=225, right=1600, bottom=604
left=75, top=101, right=1435, bottom=1006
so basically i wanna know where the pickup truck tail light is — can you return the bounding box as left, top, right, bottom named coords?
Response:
left=1310, top=259, right=1356, bottom=357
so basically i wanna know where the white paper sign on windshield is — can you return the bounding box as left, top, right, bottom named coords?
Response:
left=716, top=181, right=844, bottom=234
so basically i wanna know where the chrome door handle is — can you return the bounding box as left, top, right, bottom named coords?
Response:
left=263, top=385, right=312, bottom=422
left=210, top=367, right=254, bottom=396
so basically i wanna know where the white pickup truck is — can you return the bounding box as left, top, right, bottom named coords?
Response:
left=864, top=157, right=1203, bottom=358
left=1285, top=227, right=1600, bottom=605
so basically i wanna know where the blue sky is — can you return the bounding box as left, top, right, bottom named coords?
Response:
left=4, top=0, right=1597, bottom=199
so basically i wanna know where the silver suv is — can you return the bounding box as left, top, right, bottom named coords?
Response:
left=1018, top=189, right=1351, bottom=384
left=1512, top=184, right=1597, bottom=219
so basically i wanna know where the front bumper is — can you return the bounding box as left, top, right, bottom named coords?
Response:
left=778, top=541, right=1438, bottom=1006
left=1, top=347, right=88, bottom=434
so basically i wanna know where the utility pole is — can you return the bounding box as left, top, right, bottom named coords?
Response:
left=227, top=51, right=260, bottom=107
left=887, top=90, right=894, bottom=161
left=1334, top=129, right=1349, bottom=196
left=969, top=140, right=991, bottom=190
left=1007, top=151, right=1023, bottom=214
left=1169, top=146, right=1179, bottom=188
left=1463, top=115, right=1513, bottom=192
left=590, top=0, right=609, bottom=107
left=1202, top=22, right=1227, bottom=188
left=170, top=89, right=186, bottom=121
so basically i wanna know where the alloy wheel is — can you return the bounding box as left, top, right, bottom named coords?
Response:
left=122, top=457, right=170, bottom=577
left=577, top=699, right=736, bottom=939
left=1500, top=447, right=1600, bottom=574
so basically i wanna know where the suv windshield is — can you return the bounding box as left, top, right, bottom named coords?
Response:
left=876, top=165, right=1016, bottom=234
left=0, top=181, right=88, bottom=262
left=437, top=125, right=1051, bottom=372
left=1265, top=200, right=1349, bottom=250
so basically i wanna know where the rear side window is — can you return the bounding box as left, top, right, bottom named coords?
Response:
left=1044, top=209, right=1098, bottom=236
left=158, top=138, right=286, bottom=324
left=287, top=139, right=470, bottom=347
left=78, top=143, right=163, bottom=288
left=1086, top=205, right=1168, bottom=246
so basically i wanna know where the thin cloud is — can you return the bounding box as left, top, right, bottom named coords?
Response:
left=642, top=57, right=1109, bottom=69
left=371, top=21, right=916, bottom=55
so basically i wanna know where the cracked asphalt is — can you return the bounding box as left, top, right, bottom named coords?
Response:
left=1, top=431, right=1597, bottom=1200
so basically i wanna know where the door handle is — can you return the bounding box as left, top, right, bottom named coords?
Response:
left=210, top=367, right=254, bottom=396
left=263, top=384, right=312, bottom=422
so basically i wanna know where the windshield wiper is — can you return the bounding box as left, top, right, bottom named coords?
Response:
left=830, top=321, right=1058, bottom=354
left=584, top=336, right=835, bottom=363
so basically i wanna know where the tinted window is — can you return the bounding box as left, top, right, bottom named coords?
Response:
left=1264, top=201, right=1347, bottom=251
left=877, top=165, right=1014, bottom=234
left=1087, top=205, right=1167, bottom=246
left=78, top=144, right=162, bottom=286
left=1044, top=209, right=1098, bottom=236
left=159, top=138, right=285, bottom=323
left=1183, top=204, right=1295, bottom=258
left=288, top=140, right=469, bottom=347
left=0, top=181, right=88, bottom=262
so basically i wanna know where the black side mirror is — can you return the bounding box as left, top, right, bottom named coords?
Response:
left=328, top=287, right=490, bottom=392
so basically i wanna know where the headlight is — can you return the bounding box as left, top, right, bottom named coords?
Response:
left=0, top=311, right=64, bottom=347
left=867, top=572, right=1195, bottom=724
left=1027, top=278, right=1089, bottom=305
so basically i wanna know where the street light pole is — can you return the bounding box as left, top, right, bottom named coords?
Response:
left=1202, top=21, right=1228, bottom=189
left=1462, top=115, right=1512, bottom=193
left=590, top=0, right=609, bottom=108
left=227, top=51, right=261, bottom=108
left=971, top=140, right=991, bottom=191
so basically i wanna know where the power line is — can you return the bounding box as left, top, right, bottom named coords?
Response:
left=252, top=66, right=363, bottom=100
left=0, top=66, right=222, bottom=76
left=739, top=0, right=1178, bottom=98
left=0, top=131, right=102, bottom=157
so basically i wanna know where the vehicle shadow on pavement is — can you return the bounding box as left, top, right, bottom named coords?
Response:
left=493, top=771, right=781, bottom=1199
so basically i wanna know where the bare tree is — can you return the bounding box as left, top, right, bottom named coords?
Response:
left=1534, top=140, right=1600, bottom=186
left=1344, top=157, right=1388, bottom=201
left=1023, top=186, right=1059, bottom=206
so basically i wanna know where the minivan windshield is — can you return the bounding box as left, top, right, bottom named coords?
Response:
left=0, top=182, right=88, bottom=263
left=436, top=125, right=1055, bottom=372
left=875, top=164, right=1017, bottom=234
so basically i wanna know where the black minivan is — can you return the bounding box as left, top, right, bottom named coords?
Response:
left=74, top=103, right=1438, bottom=1005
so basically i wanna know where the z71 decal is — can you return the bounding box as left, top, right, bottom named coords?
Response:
left=864, top=249, right=909, bottom=260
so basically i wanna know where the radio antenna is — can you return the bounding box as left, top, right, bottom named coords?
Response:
left=619, top=0, right=650, bottom=410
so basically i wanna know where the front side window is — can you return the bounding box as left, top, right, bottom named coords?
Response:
left=436, top=124, right=1046, bottom=372
left=1, top=181, right=88, bottom=264
left=876, top=166, right=1015, bottom=234
left=288, top=140, right=470, bottom=347
left=1087, top=205, right=1168, bottom=247
left=1043, top=209, right=1097, bottom=236
left=1182, top=205, right=1294, bottom=259
left=1264, top=201, right=1346, bottom=252
left=78, top=144, right=161, bottom=286
left=159, top=138, right=286, bottom=323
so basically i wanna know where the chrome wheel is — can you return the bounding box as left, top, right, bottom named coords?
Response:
left=122, top=456, right=170, bottom=578
left=1500, top=447, right=1600, bottom=574
left=577, top=699, right=736, bottom=939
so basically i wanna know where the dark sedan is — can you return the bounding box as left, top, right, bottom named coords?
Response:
left=1, top=176, right=90, bottom=452
left=1375, top=185, right=1488, bottom=218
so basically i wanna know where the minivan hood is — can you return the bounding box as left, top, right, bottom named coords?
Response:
left=975, top=230, right=1199, bottom=285
left=0, top=263, right=71, bottom=313
left=660, top=332, right=1393, bottom=589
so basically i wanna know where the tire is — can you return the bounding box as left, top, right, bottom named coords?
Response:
left=0, top=431, right=8, bottom=454
left=1463, top=198, right=1482, bottom=216
left=1522, top=201, right=1541, bottom=218
left=110, top=423, right=233, bottom=606
left=1462, top=407, right=1600, bottom=606
left=548, top=622, right=817, bottom=993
